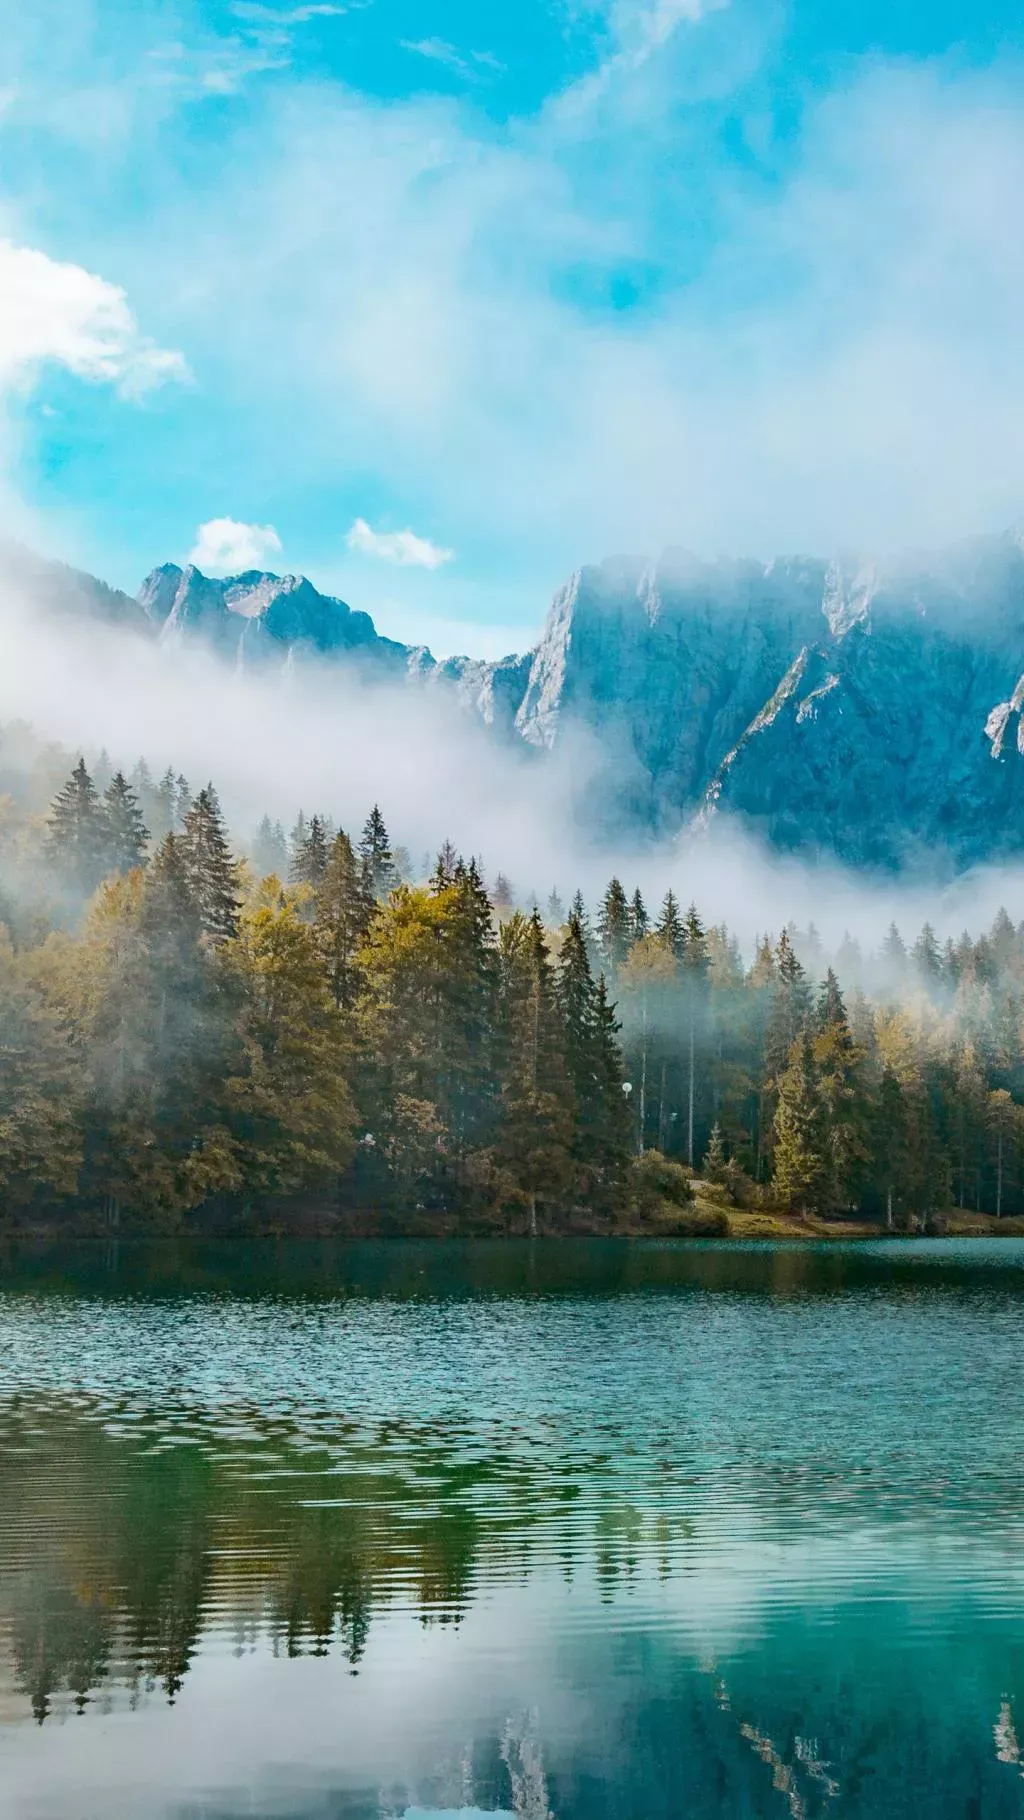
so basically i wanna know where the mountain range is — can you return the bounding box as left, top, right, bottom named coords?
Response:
left=9, top=532, right=1024, bottom=873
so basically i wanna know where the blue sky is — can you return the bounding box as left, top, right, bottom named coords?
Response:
left=2, top=0, right=1024, bottom=654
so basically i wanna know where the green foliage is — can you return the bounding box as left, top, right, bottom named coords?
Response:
left=11, top=742, right=1024, bottom=1233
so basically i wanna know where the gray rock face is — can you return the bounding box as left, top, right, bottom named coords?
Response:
left=516, top=535, right=1024, bottom=869
left=18, top=535, right=1024, bottom=871
left=139, top=563, right=409, bottom=672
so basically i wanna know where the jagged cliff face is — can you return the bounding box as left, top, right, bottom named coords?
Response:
left=515, top=536, right=1024, bottom=867
left=12, top=535, right=1024, bottom=872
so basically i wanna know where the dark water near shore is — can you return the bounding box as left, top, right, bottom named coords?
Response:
left=1, top=1238, right=1023, bottom=1818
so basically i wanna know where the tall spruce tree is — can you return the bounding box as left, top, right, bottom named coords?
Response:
left=101, top=773, right=149, bottom=876
left=497, top=909, right=573, bottom=1232
left=558, top=912, right=631, bottom=1211
left=681, top=903, right=710, bottom=1165
left=45, top=759, right=107, bottom=895
left=433, top=859, right=500, bottom=1155
left=360, top=806, right=399, bottom=901
left=291, top=813, right=330, bottom=887
left=314, top=829, right=371, bottom=1010
left=181, top=785, right=240, bottom=944
left=655, top=889, right=685, bottom=958
left=252, top=815, right=288, bottom=881
left=629, top=888, right=649, bottom=946
left=772, top=1033, right=826, bottom=1216
left=598, top=878, right=631, bottom=976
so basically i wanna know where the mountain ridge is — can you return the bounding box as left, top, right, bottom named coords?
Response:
left=8, top=532, right=1024, bottom=871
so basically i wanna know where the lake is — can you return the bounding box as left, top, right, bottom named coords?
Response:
left=1, top=1238, right=1023, bottom=1819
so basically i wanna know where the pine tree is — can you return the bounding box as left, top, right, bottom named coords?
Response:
left=546, top=888, right=565, bottom=926
left=181, top=785, right=240, bottom=943
left=703, top=1120, right=727, bottom=1183
left=813, top=968, right=863, bottom=1212
left=493, top=873, right=514, bottom=917
left=558, top=912, right=631, bottom=1210
left=772, top=1033, right=825, bottom=1216
left=252, top=815, right=288, bottom=881
left=288, top=811, right=308, bottom=876
left=430, top=839, right=457, bottom=892
left=45, top=759, right=107, bottom=895
left=598, top=878, right=631, bottom=976
left=101, top=773, right=149, bottom=875
left=497, top=910, right=573, bottom=1232
left=655, top=890, right=685, bottom=958
left=314, top=829, right=371, bottom=1010
left=433, top=858, right=500, bottom=1155
left=152, top=768, right=178, bottom=842
left=681, top=903, right=710, bottom=1165
left=765, top=930, right=811, bottom=1083
left=174, top=775, right=192, bottom=829
left=628, top=888, right=649, bottom=946
left=360, top=807, right=399, bottom=901
left=912, top=923, right=942, bottom=989
left=290, top=813, right=330, bottom=887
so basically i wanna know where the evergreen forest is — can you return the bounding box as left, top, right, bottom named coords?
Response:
left=2, top=733, right=1024, bottom=1234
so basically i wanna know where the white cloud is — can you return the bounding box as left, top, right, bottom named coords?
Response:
left=189, top=517, right=283, bottom=574
left=0, top=240, right=188, bottom=398
left=347, top=518, right=454, bottom=569
left=400, top=39, right=472, bottom=77
left=231, top=3, right=350, bottom=22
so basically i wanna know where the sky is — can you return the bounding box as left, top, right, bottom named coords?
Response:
left=2, top=0, right=1024, bottom=656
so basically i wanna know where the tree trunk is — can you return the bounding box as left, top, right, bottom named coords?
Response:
left=886, top=1187, right=893, bottom=1231
left=638, top=996, right=648, bottom=1157
left=687, top=1015, right=695, bottom=1167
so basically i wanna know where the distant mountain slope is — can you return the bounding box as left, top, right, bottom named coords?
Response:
left=11, top=534, right=1024, bottom=871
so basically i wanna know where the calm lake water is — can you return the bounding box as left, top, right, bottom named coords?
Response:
left=1, top=1238, right=1024, bottom=1819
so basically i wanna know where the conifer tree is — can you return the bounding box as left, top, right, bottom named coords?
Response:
left=45, top=758, right=107, bottom=895
left=703, top=1120, right=727, bottom=1183
left=629, top=888, right=649, bottom=946
left=813, top=968, right=863, bottom=1212
left=181, top=785, right=240, bottom=944
left=430, top=839, right=458, bottom=892
left=912, top=922, right=943, bottom=989
left=314, top=829, right=371, bottom=1010
left=101, top=773, right=149, bottom=876
left=360, top=806, right=399, bottom=900
left=434, top=858, right=500, bottom=1154
left=655, top=890, right=685, bottom=958
left=765, top=930, right=811, bottom=1084
left=681, top=903, right=710, bottom=1165
left=493, top=873, right=514, bottom=917
left=546, top=889, right=565, bottom=926
left=174, top=775, right=191, bottom=829
left=152, top=768, right=178, bottom=842
left=252, top=815, right=288, bottom=881
left=288, top=811, right=308, bottom=875
left=291, top=813, right=330, bottom=887
left=558, top=912, right=631, bottom=1210
left=497, top=910, right=573, bottom=1232
left=598, top=878, right=631, bottom=976
left=772, top=1033, right=825, bottom=1215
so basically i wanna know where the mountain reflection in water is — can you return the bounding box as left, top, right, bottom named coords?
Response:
left=0, top=1237, right=1023, bottom=1819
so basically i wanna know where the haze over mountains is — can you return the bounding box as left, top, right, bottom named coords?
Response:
left=9, top=531, right=1024, bottom=875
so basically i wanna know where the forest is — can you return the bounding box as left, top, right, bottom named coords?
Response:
left=1, top=728, right=1024, bottom=1234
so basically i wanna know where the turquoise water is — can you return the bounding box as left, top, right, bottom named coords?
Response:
left=1, top=1239, right=1023, bottom=1818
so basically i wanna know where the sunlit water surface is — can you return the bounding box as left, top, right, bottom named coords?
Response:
left=1, top=1238, right=1023, bottom=1819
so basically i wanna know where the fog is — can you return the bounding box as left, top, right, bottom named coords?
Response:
left=2, top=570, right=1022, bottom=957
